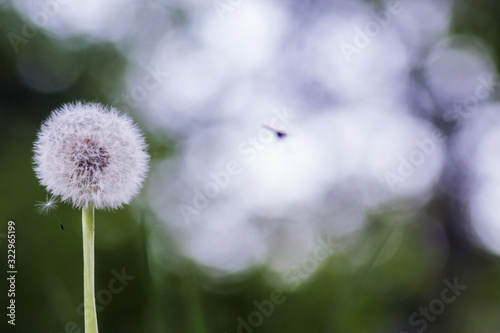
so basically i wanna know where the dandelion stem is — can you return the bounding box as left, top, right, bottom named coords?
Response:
left=82, top=207, right=98, bottom=333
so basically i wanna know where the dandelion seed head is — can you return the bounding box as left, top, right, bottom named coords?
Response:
left=33, top=101, right=150, bottom=209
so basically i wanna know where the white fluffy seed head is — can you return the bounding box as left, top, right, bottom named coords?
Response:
left=33, top=101, right=150, bottom=210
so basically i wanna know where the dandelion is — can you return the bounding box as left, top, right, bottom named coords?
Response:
left=33, top=101, right=150, bottom=333
left=33, top=101, right=149, bottom=209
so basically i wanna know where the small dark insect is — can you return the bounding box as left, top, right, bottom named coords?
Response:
left=262, top=125, right=288, bottom=139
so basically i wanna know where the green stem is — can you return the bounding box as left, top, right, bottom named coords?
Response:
left=82, top=207, right=98, bottom=333
left=185, top=268, right=206, bottom=333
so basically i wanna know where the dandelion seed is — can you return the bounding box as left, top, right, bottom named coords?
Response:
left=54, top=213, right=65, bottom=231
left=35, top=195, right=60, bottom=215
left=35, top=195, right=65, bottom=230
left=262, top=125, right=288, bottom=139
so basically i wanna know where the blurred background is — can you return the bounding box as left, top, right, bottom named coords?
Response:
left=2, top=0, right=500, bottom=332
